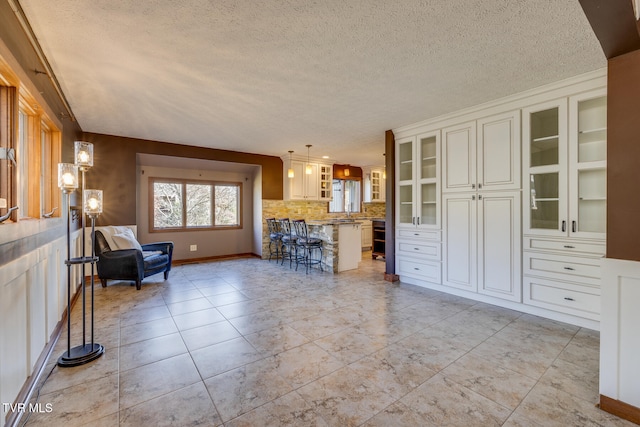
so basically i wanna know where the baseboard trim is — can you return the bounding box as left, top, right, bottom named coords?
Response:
left=172, top=253, right=260, bottom=265
left=599, top=395, right=640, bottom=425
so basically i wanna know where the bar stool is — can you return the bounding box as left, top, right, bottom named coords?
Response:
left=266, top=218, right=282, bottom=262
left=279, top=218, right=297, bottom=268
left=292, top=219, right=323, bottom=274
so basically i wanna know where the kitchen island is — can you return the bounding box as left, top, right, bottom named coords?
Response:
left=306, top=220, right=362, bottom=273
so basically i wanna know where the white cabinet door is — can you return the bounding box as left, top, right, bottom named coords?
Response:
left=568, top=90, right=607, bottom=240
left=443, top=193, right=477, bottom=291
left=396, top=132, right=441, bottom=230
left=338, top=223, right=361, bottom=272
left=396, top=136, right=416, bottom=229
left=305, top=163, right=319, bottom=200
left=477, top=111, right=520, bottom=191
left=361, top=222, right=372, bottom=249
left=477, top=191, right=521, bottom=302
left=522, top=99, right=569, bottom=237
left=287, top=161, right=321, bottom=200
left=289, top=160, right=306, bottom=199
left=442, top=121, right=476, bottom=192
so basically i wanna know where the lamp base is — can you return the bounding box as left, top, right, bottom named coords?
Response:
left=57, top=343, right=104, bottom=367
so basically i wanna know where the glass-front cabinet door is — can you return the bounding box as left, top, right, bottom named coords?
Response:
left=569, top=90, right=607, bottom=239
left=397, top=137, right=415, bottom=227
left=396, top=131, right=440, bottom=229
left=418, top=132, right=440, bottom=227
left=523, top=99, right=568, bottom=236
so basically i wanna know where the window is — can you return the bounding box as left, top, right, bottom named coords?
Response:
left=0, top=59, right=61, bottom=223
left=150, top=178, right=241, bottom=231
left=329, top=179, right=361, bottom=213
left=16, top=94, right=61, bottom=219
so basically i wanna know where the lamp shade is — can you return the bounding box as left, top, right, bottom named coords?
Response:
left=84, top=189, right=103, bottom=217
left=58, top=163, right=78, bottom=192
left=74, top=141, right=93, bottom=169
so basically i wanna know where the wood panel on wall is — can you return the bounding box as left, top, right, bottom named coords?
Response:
left=607, top=49, right=640, bottom=262
left=82, top=133, right=283, bottom=226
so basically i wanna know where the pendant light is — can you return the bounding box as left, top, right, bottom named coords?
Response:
left=287, top=150, right=294, bottom=178
left=305, top=144, right=312, bottom=175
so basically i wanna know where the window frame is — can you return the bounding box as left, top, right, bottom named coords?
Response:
left=149, top=177, right=242, bottom=233
left=0, top=61, right=60, bottom=223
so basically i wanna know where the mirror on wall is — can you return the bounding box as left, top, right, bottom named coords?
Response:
left=329, top=179, right=361, bottom=213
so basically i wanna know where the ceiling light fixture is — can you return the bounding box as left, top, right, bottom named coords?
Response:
left=287, top=150, right=294, bottom=178
left=305, top=145, right=312, bottom=175
left=344, top=167, right=350, bottom=177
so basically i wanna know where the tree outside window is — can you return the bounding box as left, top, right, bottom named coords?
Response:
left=151, top=178, right=241, bottom=231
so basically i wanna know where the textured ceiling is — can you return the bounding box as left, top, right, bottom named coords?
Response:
left=19, top=0, right=605, bottom=167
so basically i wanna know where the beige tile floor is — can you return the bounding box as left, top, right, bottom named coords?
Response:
left=21, top=255, right=634, bottom=426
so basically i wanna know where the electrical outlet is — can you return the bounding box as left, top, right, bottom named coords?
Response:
left=190, top=244, right=197, bottom=252
left=0, top=198, right=6, bottom=209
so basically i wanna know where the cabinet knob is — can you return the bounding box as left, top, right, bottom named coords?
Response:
left=563, top=245, right=575, bottom=249
left=414, top=247, right=419, bottom=251
left=563, top=266, right=575, bottom=271
left=478, top=183, right=482, bottom=189
left=572, top=221, right=577, bottom=233
left=561, top=220, right=566, bottom=232
left=471, top=183, right=475, bottom=189
left=564, top=297, right=575, bottom=301
left=472, top=195, right=476, bottom=200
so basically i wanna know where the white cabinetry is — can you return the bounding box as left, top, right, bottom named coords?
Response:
left=396, top=131, right=440, bottom=229
left=285, top=160, right=333, bottom=201
left=396, top=229, right=441, bottom=284
left=443, top=191, right=521, bottom=301
left=522, top=89, right=606, bottom=321
left=360, top=220, right=372, bottom=250
left=395, top=130, right=442, bottom=286
left=364, top=167, right=385, bottom=202
left=441, top=111, right=522, bottom=303
left=442, top=111, right=520, bottom=193
left=392, top=70, right=606, bottom=328
left=338, top=223, right=362, bottom=272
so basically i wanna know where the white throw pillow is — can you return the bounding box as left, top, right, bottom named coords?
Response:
left=112, top=228, right=143, bottom=252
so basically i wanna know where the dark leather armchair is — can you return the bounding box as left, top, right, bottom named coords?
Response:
left=94, top=230, right=174, bottom=290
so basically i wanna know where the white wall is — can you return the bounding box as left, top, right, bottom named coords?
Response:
left=600, top=258, right=640, bottom=408
left=136, top=165, right=255, bottom=261
left=0, top=221, right=81, bottom=427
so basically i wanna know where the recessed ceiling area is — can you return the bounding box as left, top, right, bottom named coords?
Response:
left=18, top=0, right=605, bottom=167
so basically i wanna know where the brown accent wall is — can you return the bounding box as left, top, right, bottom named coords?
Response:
left=607, top=50, right=640, bottom=261
left=333, top=164, right=363, bottom=180
left=82, top=133, right=283, bottom=226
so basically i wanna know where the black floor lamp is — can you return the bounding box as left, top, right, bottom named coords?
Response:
left=56, top=141, right=104, bottom=367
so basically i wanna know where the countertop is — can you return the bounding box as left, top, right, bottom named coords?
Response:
left=307, top=217, right=385, bottom=226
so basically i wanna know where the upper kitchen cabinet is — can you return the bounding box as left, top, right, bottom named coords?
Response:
left=523, top=89, right=606, bottom=240
left=442, top=111, right=520, bottom=193
left=569, top=90, right=607, bottom=240
left=364, top=167, right=385, bottom=203
left=284, top=159, right=333, bottom=201
left=396, top=131, right=440, bottom=229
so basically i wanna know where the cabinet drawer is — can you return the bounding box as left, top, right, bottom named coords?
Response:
left=398, top=257, right=441, bottom=283
left=524, top=237, right=605, bottom=256
left=523, top=252, right=601, bottom=286
left=523, top=276, right=600, bottom=320
left=398, top=229, right=441, bottom=241
left=398, top=241, right=441, bottom=260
